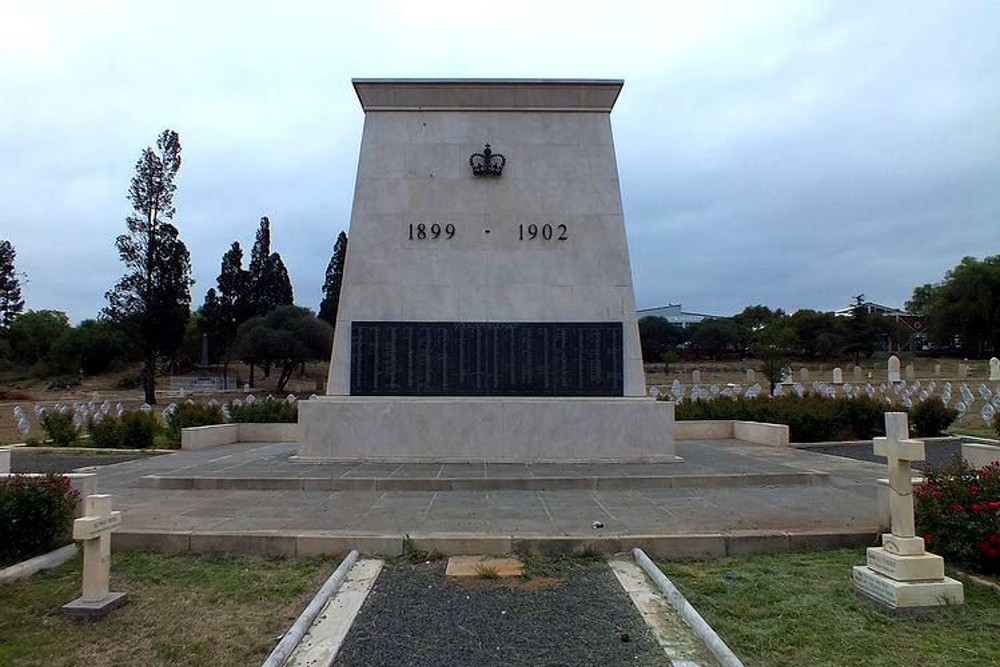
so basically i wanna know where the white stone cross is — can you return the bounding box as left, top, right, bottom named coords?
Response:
left=873, top=412, right=924, bottom=540
left=62, top=494, right=127, bottom=619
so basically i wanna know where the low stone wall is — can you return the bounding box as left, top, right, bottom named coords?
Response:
left=181, top=423, right=298, bottom=451
left=675, top=420, right=789, bottom=447
left=962, top=441, right=1000, bottom=468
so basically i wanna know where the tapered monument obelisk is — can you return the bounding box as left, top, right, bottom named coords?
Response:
left=297, top=79, right=675, bottom=462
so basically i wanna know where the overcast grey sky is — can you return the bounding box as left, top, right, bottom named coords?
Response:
left=2, top=1, right=998, bottom=323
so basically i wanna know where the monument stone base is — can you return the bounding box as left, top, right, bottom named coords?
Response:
left=852, top=565, right=963, bottom=610
left=296, top=396, right=676, bottom=463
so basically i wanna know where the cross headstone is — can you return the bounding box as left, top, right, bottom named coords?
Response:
left=832, top=367, right=843, bottom=384
left=990, top=357, right=1000, bottom=382
left=62, top=494, right=127, bottom=620
left=852, top=412, right=963, bottom=611
left=887, top=355, right=901, bottom=383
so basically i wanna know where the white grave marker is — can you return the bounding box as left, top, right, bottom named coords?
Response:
left=832, top=367, right=843, bottom=384
left=0, top=447, right=10, bottom=474
left=990, top=357, right=1000, bottom=382
left=887, top=355, right=901, bottom=383
left=852, top=413, right=963, bottom=611
left=62, top=494, right=127, bottom=620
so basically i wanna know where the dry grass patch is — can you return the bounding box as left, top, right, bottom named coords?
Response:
left=0, top=551, right=340, bottom=667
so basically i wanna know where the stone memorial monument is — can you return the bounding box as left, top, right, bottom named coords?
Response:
left=297, top=79, right=675, bottom=462
left=832, top=367, right=843, bottom=384
left=853, top=413, right=963, bottom=611
left=62, top=494, right=127, bottom=620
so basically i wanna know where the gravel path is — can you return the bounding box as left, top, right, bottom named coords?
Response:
left=333, top=559, right=666, bottom=667
left=801, top=440, right=963, bottom=470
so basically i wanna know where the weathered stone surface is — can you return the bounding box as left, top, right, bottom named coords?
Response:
left=866, top=547, right=944, bottom=581
left=853, top=566, right=963, bottom=609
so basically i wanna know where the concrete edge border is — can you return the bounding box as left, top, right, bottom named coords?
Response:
left=261, top=550, right=360, bottom=667
left=632, top=547, right=746, bottom=667
left=0, top=543, right=78, bottom=583
left=110, top=528, right=878, bottom=558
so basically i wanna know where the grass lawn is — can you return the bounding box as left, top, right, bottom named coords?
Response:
left=0, top=551, right=340, bottom=667
left=660, top=548, right=1000, bottom=667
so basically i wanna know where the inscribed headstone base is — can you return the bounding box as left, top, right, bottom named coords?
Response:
left=297, top=396, right=676, bottom=462
left=852, top=566, right=963, bottom=610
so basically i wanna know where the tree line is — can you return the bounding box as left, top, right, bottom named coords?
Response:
left=1, top=129, right=997, bottom=399
left=0, top=129, right=348, bottom=403
left=641, top=261, right=1000, bottom=370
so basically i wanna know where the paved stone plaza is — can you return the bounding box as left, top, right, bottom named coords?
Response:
left=77, top=438, right=890, bottom=557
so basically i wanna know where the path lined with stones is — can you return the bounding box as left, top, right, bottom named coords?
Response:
left=331, top=558, right=718, bottom=667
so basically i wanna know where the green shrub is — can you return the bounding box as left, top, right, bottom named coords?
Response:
left=908, top=397, right=959, bottom=437
left=116, top=374, right=141, bottom=390
left=117, top=410, right=159, bottom=448
left=0, top=473, right=80, bottom=566
left=671, top=393, right=888, bottom=442
left=39, top=409, right=78, bottom=446
left=915, top=460, right=1000, bottom=574
left=86, top=415, right=120, bottom=448
left=164, top=402, right=224, bottom=447
left=228, top=397, right=298, bottom=423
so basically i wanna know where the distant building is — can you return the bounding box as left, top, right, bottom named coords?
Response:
left=636, top=303, right=723, bottom=328
left=834, top=300, right=928, bottom=349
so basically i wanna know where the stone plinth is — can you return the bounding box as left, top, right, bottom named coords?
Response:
left=298, top=396, right=676, bottom=463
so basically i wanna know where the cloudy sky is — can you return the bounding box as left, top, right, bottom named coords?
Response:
left=2, top=1, right=998, bottom=323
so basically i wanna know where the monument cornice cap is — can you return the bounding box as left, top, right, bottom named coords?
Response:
left=352, top=78, right=624, bottom=112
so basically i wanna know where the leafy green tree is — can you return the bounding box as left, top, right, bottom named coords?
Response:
left=104, top=129, right=193, bottom=404
left=905, top=284, right=935, bottom=316
left=7, top=310, right=70, bottom=371
left=0, top=239, right=24, bottom=332
left=688, top=319, right=740, bottom=359
left=50, top=319, right=131, bottom=375
left=248, top=217, right=293, bottom=317
left=733, top=305, right=786, bottom=354
left=787, top=309, right=844, bottom=359
left=637, top=316, right=687, bottom=362
left=318, top=231, right=347, bottom=327
left=916, top=255, right=1000, bottom=355
left=844, top=294, right=881, bottom=362
left=234, top=306, right=332, bottom=391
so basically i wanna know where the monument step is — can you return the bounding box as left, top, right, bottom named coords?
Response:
left=139, top=470, right=829, bottom=492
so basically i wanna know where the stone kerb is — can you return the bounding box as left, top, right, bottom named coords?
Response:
left=962, top=441, right=1000, bottom=468
left=674, top=420, right=789, bottom=447
left=181, top=423, right=298, bottom=450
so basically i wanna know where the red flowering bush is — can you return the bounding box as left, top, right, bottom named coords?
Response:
left=914, top=460, right=1000, bottom=574
left=0, top=473, right=80, bottom=566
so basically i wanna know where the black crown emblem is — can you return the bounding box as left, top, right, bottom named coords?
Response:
left=469, top=143, right=505, bottom=176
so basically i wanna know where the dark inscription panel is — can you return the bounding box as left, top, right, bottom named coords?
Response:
left=351, top=322, right=623, bottom=397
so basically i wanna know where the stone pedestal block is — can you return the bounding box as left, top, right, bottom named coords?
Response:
left=297, top=396, right=676, bottom=463
left=853, top=566, right=963, bottom=610
left=866, top=547, right=944, bottom=581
